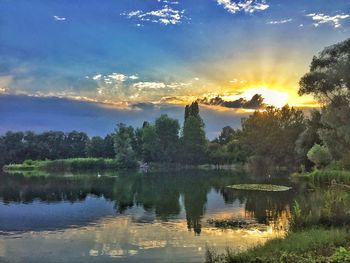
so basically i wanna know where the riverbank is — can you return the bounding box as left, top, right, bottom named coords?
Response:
left=292, top=169, right=350, bottom=185
left=3, top=158, right=125, bottom=172
left=3, top=159, right=240, bottom=174
left=206, top=228, right=350, bottom=263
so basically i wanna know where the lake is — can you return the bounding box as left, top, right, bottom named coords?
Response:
left=0, top=169, right=307, bottom=263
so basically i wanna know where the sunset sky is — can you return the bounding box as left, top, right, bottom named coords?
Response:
left=1, top=0, right=350, bottom=135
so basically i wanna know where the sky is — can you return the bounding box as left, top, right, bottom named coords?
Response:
left=0, top=0, right=350, bottom=136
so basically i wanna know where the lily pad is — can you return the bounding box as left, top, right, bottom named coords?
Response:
left=227, top=184, right=291, bottom=192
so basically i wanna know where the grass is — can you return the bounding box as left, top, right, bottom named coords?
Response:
left=206, top=228, right=350, bottom=263
left=3, top=158, right=136, bottom=173
left=226, top=184, right=292, bottom=192
left=294, top=169, right=350, bottom=185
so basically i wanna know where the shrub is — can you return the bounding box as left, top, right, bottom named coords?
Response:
left=307, top=144, right=332, bottom=168
left=331, top=247, right=350, bottom=263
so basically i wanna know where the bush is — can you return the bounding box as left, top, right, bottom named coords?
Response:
left=331, top=247, right=350, bottom=263
left=213, top=228, right=350, bottom=263
left=307, top=144, right=332, bottom=168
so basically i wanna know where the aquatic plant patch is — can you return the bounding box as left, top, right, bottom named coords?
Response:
left=227, top=184, right=292, bottom=192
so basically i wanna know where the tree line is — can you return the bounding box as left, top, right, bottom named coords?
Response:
left=1, top=38, right=349, bottom=173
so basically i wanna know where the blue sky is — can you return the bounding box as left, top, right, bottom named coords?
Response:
left=0, top=0, right=349, bottom=135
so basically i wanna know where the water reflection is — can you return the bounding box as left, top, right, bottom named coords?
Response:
left=0, top=170, right=299, bottom=262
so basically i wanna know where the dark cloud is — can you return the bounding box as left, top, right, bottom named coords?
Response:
left=0, top=95, right=250, bottom=139
left=197, top=94, right=265, bottom=109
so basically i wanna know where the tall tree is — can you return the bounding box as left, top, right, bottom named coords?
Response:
left=142, top=123, right=158, bottom=162
left=299, top=38, right=350, bottom=167
left=155, top=114, right=180, bottom=162
left=114, top=123, right=137, bottom=168
left=182, top=102, right=207, bottom=164
left=299, top=38, right=350, bottom=105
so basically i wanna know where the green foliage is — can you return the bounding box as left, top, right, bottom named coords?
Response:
left=331, top=247, right=350, bottom=263
left=298, top=38, right=350, bottom=169
left=3, top=158, right=124, bottom=172
left=295, top=110, right=323, bottom=170
left=218, top=126, right=236, bottom=145
left=114, top=123, right=138, bottom=168
left=240, top=105, right=305, bottom=168
left=297, top=169, right=350, bottom=185
left=213, top=228, right=350, bottom=263
left=86, top=136, right=107, bottom=158
left=142, top=124, right=158, bottom=162
left=227, top=184, right=291, bottom=192
left=299, top=38, right=350, bottom=104
left=318, top=102, right=350, bottom=162
left=307, top=144, right=332, bottom=168
left=155, top=114, right=180, bottom=162
left=182, top=116, right=207, bottom=164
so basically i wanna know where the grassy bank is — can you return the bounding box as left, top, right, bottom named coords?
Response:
left=293, top=169, right=350, bottom=185
left=3, top=158, right=136, bottom=173
left=206, top=228, right=350, bottom=263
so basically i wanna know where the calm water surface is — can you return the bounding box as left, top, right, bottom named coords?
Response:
left=0, top=170, right=303, bottom=262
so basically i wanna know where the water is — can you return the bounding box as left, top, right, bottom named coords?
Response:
left=0, top=170, right=300, bottom=262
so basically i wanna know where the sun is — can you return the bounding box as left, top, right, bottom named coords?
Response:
left=239, top=86, right=289, bottom=108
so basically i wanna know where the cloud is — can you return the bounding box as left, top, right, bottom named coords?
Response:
left=108, top=73, right=128, bottom=82
left=133, top=82, right=167, bottom=90
left=267, top=18, right=292, bottom=25
left=216, top=0, right=269, bottom=14
left=92, top=74, right=102, bottom=80
left=0, top=75, right=13, bottom=93
left=197, top=94, right=265, bottom=109
left=123, top=5, right=185, bottom=25
left=90, top=72, right=138, bottom=84
left=307, top=13, right=350, bottom=28
left=53, top=15, right=66, bottom=21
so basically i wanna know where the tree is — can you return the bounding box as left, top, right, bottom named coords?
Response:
left=299, top=38, right=350, bottom=166
left=182, top=116, right=207, bottom=164
left=185, top=101, right=200, bottom=121
left=295, top=110, right=323, bottom=170
left=307, top=144, right=332, bottom=169
left=142, top=123, right=158, bottom=162
left=66, top=131, right=89, bottom=158
left=86, top=136, right=106, bottom=158
left=155, top=114, right=180, bottom=162
left=114, top=123, right=137, bottom=168
left=299, top=38, right=350, bottom=104
left=104, top=134, right=116, bottom=158
left=218, top=126, right=236, bottom=145
left=240, top=105, right=305, bottom=167
left=318, top=102, right=350, bottom=162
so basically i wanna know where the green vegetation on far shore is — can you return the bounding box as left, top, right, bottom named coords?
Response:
left=3, top=158, right=125, bottom=173
left=207, top=228, right=350, bottom=263
left=227, top=184, right=291, bottom=192
left=293, top=169, right=350, bottom=185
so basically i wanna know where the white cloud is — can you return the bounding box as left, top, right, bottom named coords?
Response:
left=108, top=73, right=128, bottom=82
left=267, top=18, right=292, bottom=25
left=0, top=75, right=13, bottom=92
left=216, top=0, right=269, bottom=14
left=92, top=74, right=102, bottom=80
left=90, top=73, right=139, bottom=84
left=53, top=15, right=66, bottom=21
left=133, top=82, right=167, bottom=90
left=123, top=5, right=185, bottom=25
left=307, top=13, right=350, bottom=28
left=129, top=75, right=139, bottom=80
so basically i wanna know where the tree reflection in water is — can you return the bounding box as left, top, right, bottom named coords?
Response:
left=0, top=170, right=303, bottom=234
